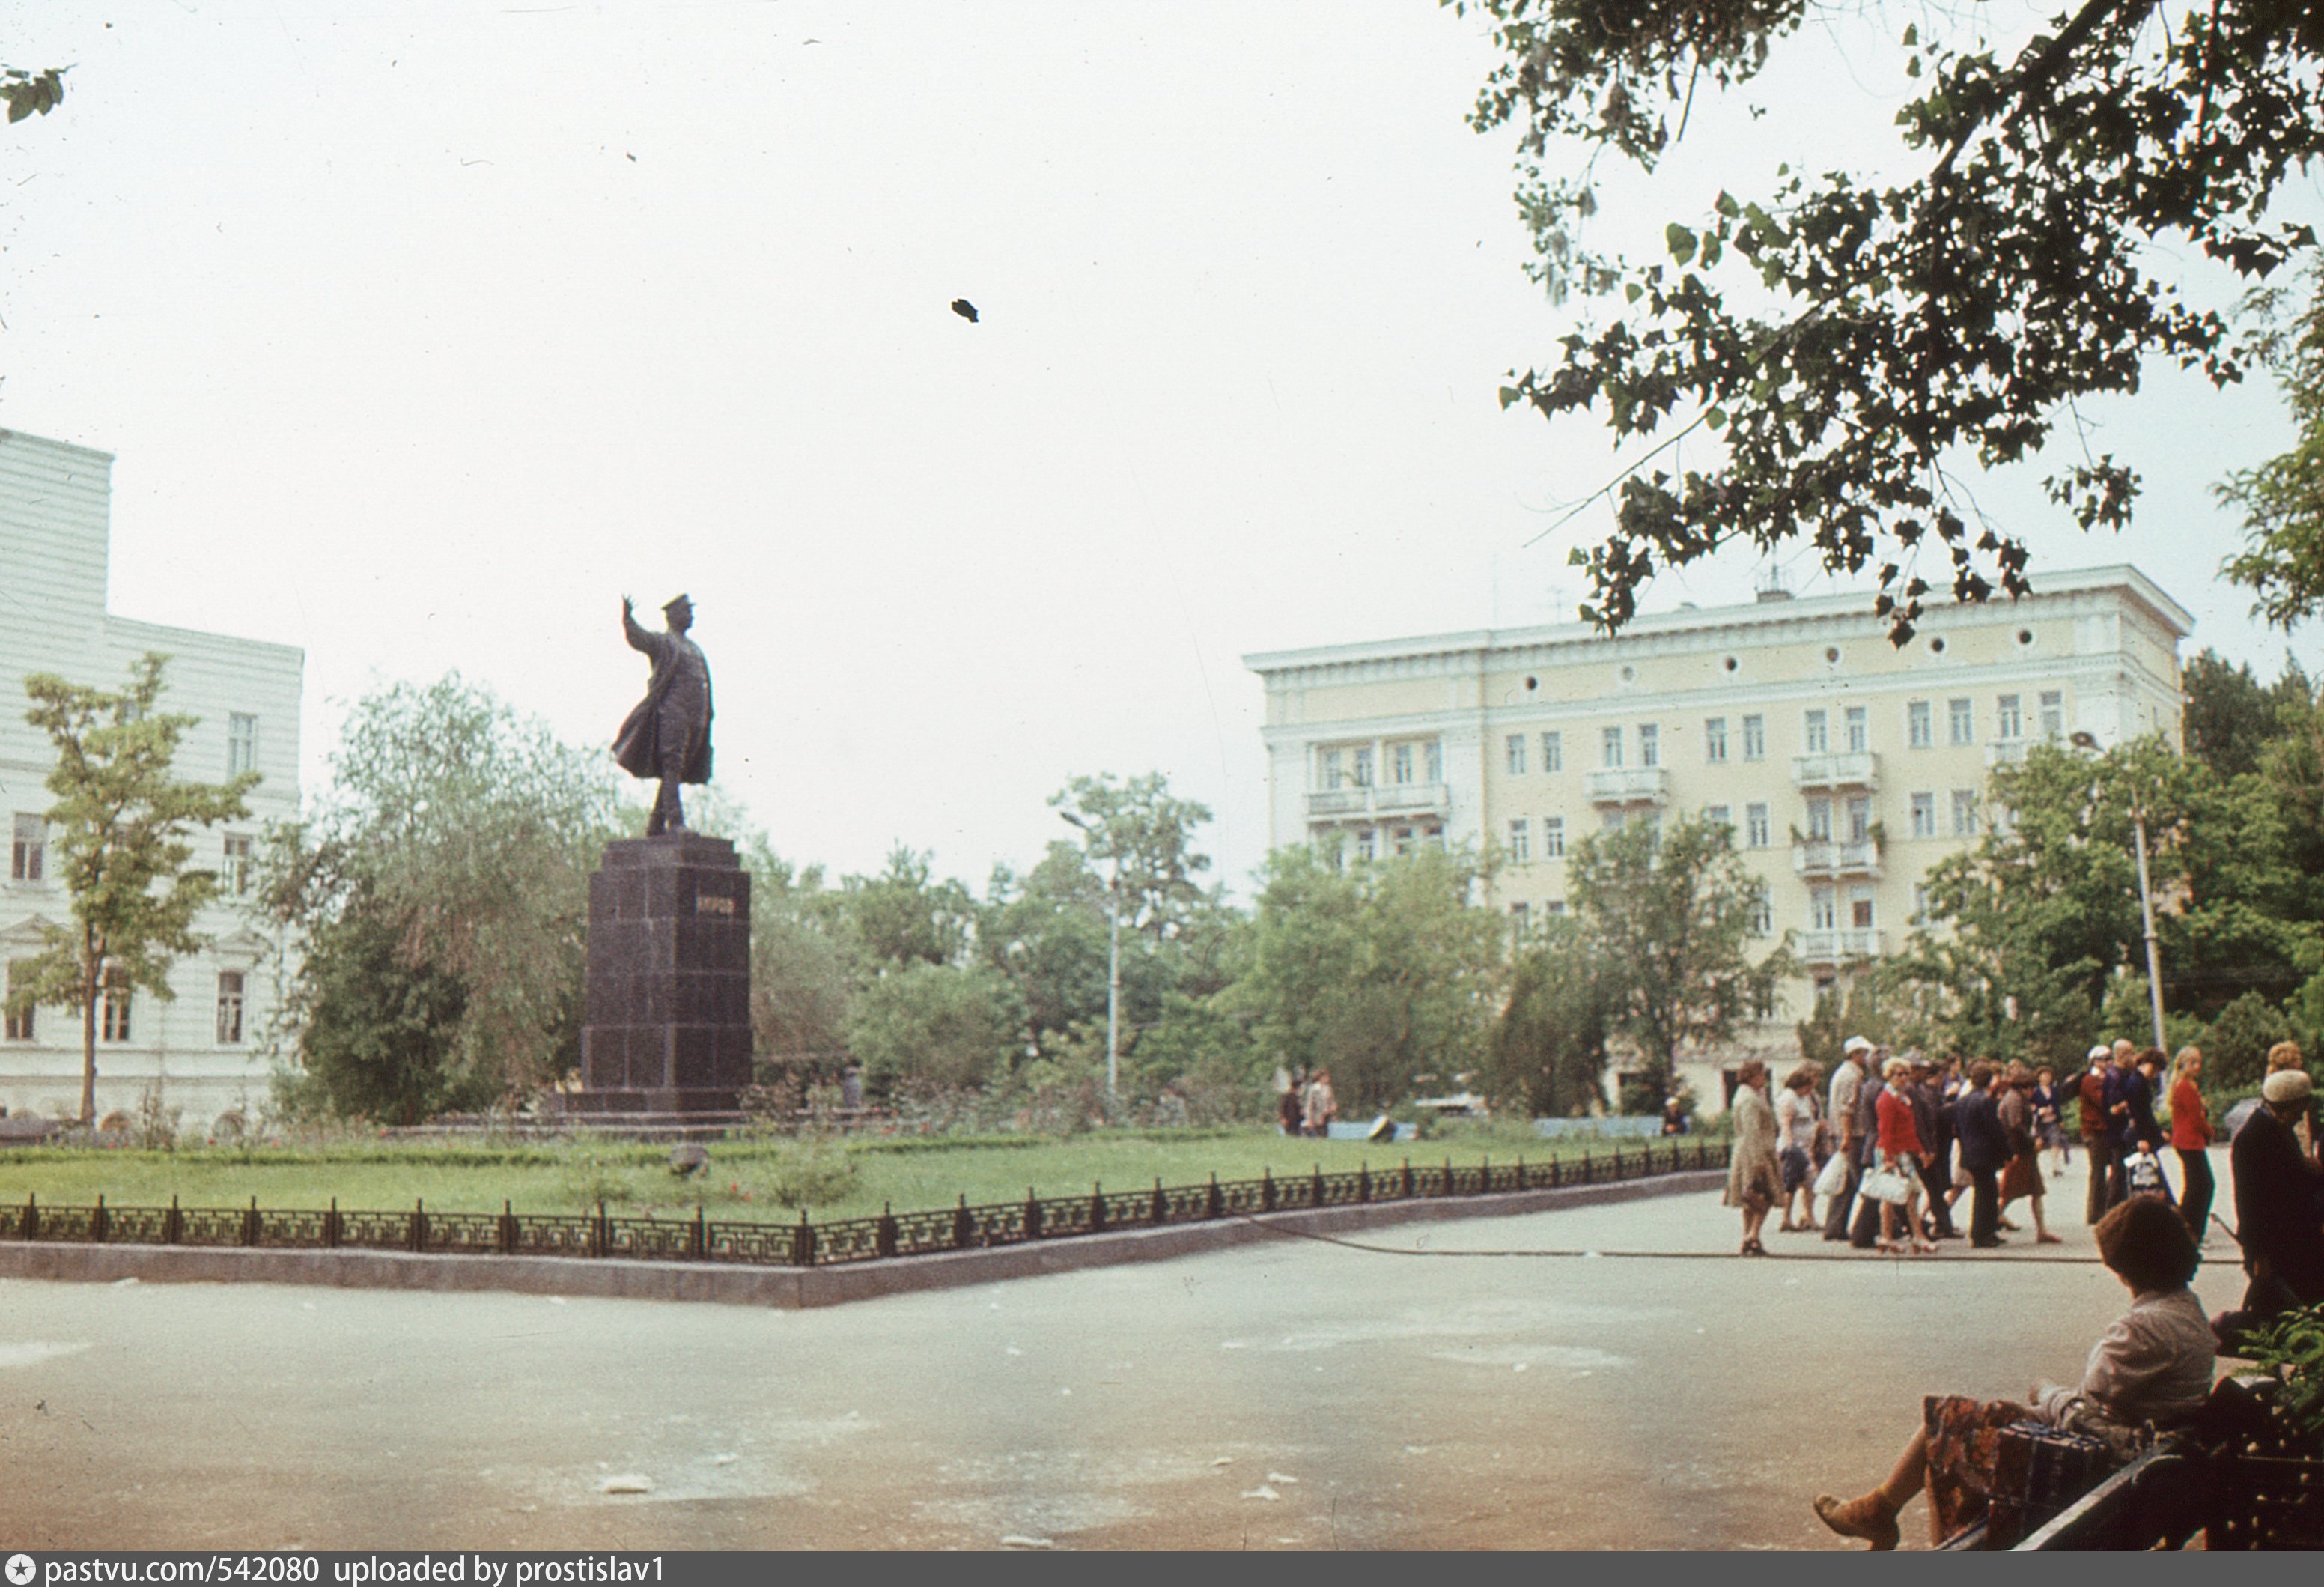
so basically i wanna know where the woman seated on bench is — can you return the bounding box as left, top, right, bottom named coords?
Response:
left=1813, top=1195, right=2215, bottom=1550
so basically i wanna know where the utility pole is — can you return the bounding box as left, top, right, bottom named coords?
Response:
left=2132, top=807, right=2168, bottom=1053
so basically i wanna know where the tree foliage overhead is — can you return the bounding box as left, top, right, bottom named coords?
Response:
left=2221, top=262, right=2324, bottom=627
left=1453, top=0, right=2324, bottom=637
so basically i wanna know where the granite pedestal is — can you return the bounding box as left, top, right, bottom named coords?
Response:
left=572, top=834, right=752, bottom=1114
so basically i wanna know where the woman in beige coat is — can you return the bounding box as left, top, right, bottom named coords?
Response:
left=1724, top=1059, right=1782, bottom=1256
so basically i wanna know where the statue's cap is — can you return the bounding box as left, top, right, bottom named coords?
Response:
left=663, top=594, right=693, bottom=613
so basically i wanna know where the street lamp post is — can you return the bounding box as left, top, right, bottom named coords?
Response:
left=1059, top=812, right=1121, bottom=1105
left=2070, top=732, right=2168, bottom=1053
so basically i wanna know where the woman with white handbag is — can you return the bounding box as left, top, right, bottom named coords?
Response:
left=1872, top=1055, right=1938, bottom=1254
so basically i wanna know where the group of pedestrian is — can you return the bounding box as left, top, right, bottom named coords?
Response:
left=1728, top=1034, right=2231, bottom=1258
left=1274, top=1066, right=1337, bottom=1138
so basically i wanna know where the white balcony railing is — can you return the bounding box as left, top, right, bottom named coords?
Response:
left=1792, top=750, right=1879, bottom=792
left=1584, top=766, right=1670, bottom=806
left=1304, top=782, right=1451, bottom=822
left=1799, top=927, right=1885, bottom=964
left=1792, top=838, right=1882, bottom=880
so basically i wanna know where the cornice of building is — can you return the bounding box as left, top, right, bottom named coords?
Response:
left=1244, top=563, right=2192, bottom=682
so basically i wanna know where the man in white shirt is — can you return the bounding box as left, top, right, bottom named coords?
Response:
left=1822, top=1037, right=1873, bottom=1241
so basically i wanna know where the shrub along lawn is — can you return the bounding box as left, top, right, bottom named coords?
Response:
left=0, top=1122, right=1705, bottom=1225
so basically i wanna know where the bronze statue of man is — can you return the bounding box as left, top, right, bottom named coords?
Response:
left=614, top=594, right=714, bottom=836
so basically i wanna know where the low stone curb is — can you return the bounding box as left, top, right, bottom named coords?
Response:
left=0, top=1168, right=1723, bottom=1309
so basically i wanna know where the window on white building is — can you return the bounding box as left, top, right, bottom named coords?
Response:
left=1742, top=714, right=1765, bottom=760
left=1704, top=717, right=1728, bottom=762
left=1354, top=828, right=1376, bottom=863
left=3, top=962, right=31, bottom=1040
left=1908, top=700, right=1932, bottom=749
left=10, top=814, right=43, bottom=882
left=1807, top=798, right=1833, bottom=841
left=1319, top=748, right=1343, bottom=790
left=1509, top=901, right=1530, bottom=929
left=1850, top=887, right=1876, bottom=929
left=1601, top=726, right=1624, bottom=768
left=1750, top=899, right=1773, bottom=936
left=1390, top=825, right=1415, bottom=856
left=222, top=833, right=253, bottom=896
left=1637, top=723, right=1660, bottom=768
left=1425, top=741, right=1443, bottom=783
left=1393, top=742, right=1416, bottom=785
left=216, top=971, right=246, bottom=1045
left=1912, top=884, right=1931, bottom=924
left=1505, top=734, right=1527, bottom=776
left=1602, top=810, right=1627, bottom=832
left=1949, top=697, right=1974, bottom=746
left=1810, top=888, right=1837, bottom=930
left=1352, top=747, right=1374, bottom=787
left=1705, top=804, right=1731, bottom=831
left=1544, top=899, right=1568, bottom=917
left=228, top=713, right=259, bottom=777
left=1846, top=796, right=1872, bottom=845
left=1745, top=803, right=1771, bottom=849
left=1804, top=709, right=1829, bottom=754
left=1845, top=706, right=1868, bottom=753
left=1539, top=732, right=1562, bottom=774
left=1951, top=789, right=1977, bottom=837
left=1996, top=694, right=2023, bottom=740
left=1507, top=819, right=1531, bottom=863
left=2039, top=690, right=2065, bottom=740
left=1542, top=816, right=1566, bottom=858
left=101, top=978, right=132, bottom=1043
left=1910, top=792, right=1935, bottom=839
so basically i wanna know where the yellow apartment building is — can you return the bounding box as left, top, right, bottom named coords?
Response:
left=1244, top=565, right=2191, bottom=1094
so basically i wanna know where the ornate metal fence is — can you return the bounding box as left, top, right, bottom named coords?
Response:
left=0, top=1138, right=1719, bottom=1271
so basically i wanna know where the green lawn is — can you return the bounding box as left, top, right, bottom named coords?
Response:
left=0, top=1123, right=1705, bottom=1225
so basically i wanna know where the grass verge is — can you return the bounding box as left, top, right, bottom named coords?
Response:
left=0, top=1125, right=1706, bottom=1224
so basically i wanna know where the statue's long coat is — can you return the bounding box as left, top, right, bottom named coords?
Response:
left=613, top=613, right=714, bottom=784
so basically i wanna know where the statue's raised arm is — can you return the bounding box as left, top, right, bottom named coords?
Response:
left=611, top=593, right=714, bottom=837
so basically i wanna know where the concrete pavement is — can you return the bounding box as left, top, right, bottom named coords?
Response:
left=0, top=1150, right=2246, bottom=1550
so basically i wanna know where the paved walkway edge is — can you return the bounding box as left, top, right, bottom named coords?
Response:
left=0, top=1169, right=1723, bottom=1308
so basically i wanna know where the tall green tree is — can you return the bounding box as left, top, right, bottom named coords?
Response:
left=1455, top=1, right=2323, bottom=636
left=2183, top=649, right=2301, bottom=781
left=261, top=676, right=630, bottom=1120
left=1049, top=771, right=1216, bottom=941
left=1229, top=843, right=1506, bottom=1111
left=10, top=655, right=257, bottom=1123
left=1565, top=815, right=1783, bottom=1106
left=1487, top=914, right=1610, bottom=1117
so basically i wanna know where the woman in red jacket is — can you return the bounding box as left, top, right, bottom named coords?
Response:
left=1874, top=1056, right=1938, bottom=1255
left=2167, top=1046, right=2215, bottom=1241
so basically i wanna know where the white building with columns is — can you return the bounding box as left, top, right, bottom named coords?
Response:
left=1, top=428, right=304, bottom=1128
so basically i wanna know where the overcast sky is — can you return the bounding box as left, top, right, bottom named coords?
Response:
left=3, top=1, right=2315, bottom=900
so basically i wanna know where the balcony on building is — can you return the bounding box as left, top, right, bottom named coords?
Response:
left=1304, top=782, right=1451, bottom=822
left=1791, top=750, right=1879, bottom=793
left=1799, top=927, right=1884, bottom=965
left=1792, top=837, right=1883, bottom=882
left=1584, top=766, right=1670, bottom=807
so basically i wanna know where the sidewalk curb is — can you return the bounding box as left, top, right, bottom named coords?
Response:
left=0, top=1169, right=1723, bottom=1308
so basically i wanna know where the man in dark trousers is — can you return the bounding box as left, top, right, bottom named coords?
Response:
left=1848, top=1046, right=1893, bottom=1249
left=1822, top=1037, right=1873, bottom=1241
left=1954, top=1060, right=2013, bottom=1248
left=1911, top=1052, right=1959, bottom=1239
left=2216, top=1068, right=2324, bottom=1351
left=2078, top=1044, right=2116, bottom=1225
